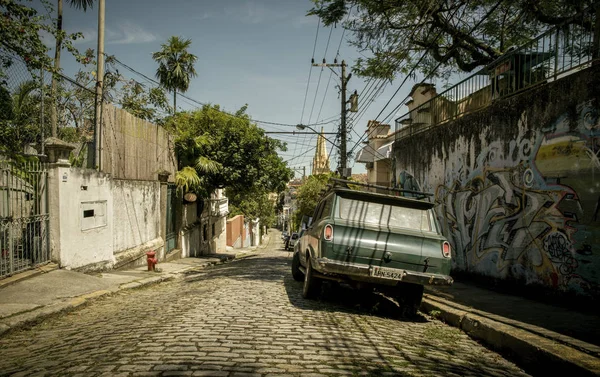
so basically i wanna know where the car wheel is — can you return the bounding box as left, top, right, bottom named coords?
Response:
left=302, top=257, right=322, bottom=299
left=397, top=283, right=424, bottom=318
left=291, top=252, right=304, bottom=281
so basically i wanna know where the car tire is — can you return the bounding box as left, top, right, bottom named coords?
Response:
left=291, top=252, right=304, bottom=281
left=397, top=284, right=424, bottom=318
left=302, top=257, right=322, bottom=299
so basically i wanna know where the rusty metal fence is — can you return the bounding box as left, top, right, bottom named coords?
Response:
left=395, top=6, right=598, bottom=140
left=0, top=159, right=50, bottom=278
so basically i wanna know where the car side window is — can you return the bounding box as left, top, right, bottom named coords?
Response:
left=312, top=201, right=324, bottom=223
left=321, top=197, right=333, bottom=219
left=313, top=195, right=334, bottom=223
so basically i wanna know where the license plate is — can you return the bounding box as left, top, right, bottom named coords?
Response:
left=370, top=266, right=405, bottom=280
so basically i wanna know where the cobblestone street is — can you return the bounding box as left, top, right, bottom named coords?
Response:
left=0, top=239, right=529, bottom=377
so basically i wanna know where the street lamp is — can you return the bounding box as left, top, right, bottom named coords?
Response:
left=295, top=124, right=339, bottom=149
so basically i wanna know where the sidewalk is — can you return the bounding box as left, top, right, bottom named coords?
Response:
left=422, top=281, right=600, bottom=376
left=0, top=239, right=267, bottom=337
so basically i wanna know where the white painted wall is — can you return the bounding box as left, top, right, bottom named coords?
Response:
left=56, top=167, right=114, bottom=270
left=181, top=202, right=201, bottom=257
left=54, top=167, right=166, bottom=270
left=112, top=179, right=161, bottom=255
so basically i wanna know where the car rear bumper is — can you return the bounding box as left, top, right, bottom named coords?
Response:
left=315, top=257, right=453, bottom=286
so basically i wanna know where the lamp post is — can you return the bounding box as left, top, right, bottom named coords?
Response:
left=294, top=124, right=339, bottom=150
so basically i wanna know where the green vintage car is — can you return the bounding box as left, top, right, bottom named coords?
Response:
left=291, top=181, right=453, bottom=317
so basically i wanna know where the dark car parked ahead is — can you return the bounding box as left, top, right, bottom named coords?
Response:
left=291, top=179, right=453, bottom=317
left=286, top=232, right=299, bottom=251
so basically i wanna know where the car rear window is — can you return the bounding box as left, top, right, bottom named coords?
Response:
left=337, top=197, right=431, bottom=231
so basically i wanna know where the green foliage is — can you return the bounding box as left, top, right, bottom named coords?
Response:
left=166, top=105, right=293, bottom=223
left=58, top=127, right=79, bottom=143
left=175, top=166, right=201, bottom=194
left=69, top=143, right=87, bottom=167
left=0, top=80, right=51, bottom=157
left=0, top=0, right=53, bottom=77
left=118, top=79, right=171, bottom=122
left=152, top=36, right=198, bottom=112
left=309, top=0, right=596, bottom=80
left=292, top=173, right=332, bottom=227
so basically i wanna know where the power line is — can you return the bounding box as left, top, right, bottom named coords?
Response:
left=348, top=2, right=470, bottom=158
left=106, top=55, right=331, bottom=129
left=300, top=17, right=321, bottom=125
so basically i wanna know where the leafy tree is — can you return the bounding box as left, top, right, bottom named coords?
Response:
left=292, top=173, right=332, bottom=228
left=309, top=0, right=597, bottom=80
left=165, top=104, right=293, bottom=222
left=152, top=36, right=198, bottom=114
left=119, top=81, right=171, bottom=123
left=0, top=0, right=55, bottom=77
left=0, top=80, right=51, bottom=157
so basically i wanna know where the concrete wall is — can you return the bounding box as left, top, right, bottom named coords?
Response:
left=226, top=215, right=244, bottom=248
left=112, top=179, right=163, bottom=266
left=50, top=166, right=114, bottom=270
left=181, top=202, right=201, bottom=258
left=181, top=200, right=227, bottom=256
left=48, top=166, right=165, bottom=271
left=394, top=64, right=600, bottom=298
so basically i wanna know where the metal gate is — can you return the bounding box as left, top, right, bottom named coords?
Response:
left=0, top=159, right=50, bottom=278
left=165, top=184, right=177, bottom=253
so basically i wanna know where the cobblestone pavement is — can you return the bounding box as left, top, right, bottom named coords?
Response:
left=0, top=240, right=530, bottom=377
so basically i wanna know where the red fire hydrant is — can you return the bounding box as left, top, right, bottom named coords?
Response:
left=146, top=251, right=158, bottom=271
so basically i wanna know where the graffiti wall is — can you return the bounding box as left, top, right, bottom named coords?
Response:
left=394, top=65, right=600, bottom=298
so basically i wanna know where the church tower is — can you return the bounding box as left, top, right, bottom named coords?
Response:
left=312, top=127, right=330, bottom=175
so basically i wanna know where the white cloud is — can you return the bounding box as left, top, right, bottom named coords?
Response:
left=292, top=15, right=318, bottom=28
left=224, top=1, right=291, bottom=25
left=69, top=21, right=157, bottom=45
left=194, top=12, right=216, bottom=21
left=108, top=21, right=158, bottom=45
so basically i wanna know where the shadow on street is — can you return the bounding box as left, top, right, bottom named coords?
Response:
left=184, top=253, right=427, bottom=323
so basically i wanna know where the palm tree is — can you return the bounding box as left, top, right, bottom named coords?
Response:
left=152, top=36, right=198, bottom=114
left=51, top=0, right=95, bottom=137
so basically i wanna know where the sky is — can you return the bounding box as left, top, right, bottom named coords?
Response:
left=38, top=0, right=420, bottom=177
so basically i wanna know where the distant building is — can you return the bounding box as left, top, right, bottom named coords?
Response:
left=355, top=120, right=394, bottom=190
left=311, top=128, right=330, bottom=175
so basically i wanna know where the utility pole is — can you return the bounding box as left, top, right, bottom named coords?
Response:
left=94, top=0, right=105, bottom=170
left=340, top=60, right=348, bottom=177
left=311, top=59, right=356, bottom=178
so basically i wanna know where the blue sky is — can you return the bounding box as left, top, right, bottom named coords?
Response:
left=42, top=0, right=418, bottom=176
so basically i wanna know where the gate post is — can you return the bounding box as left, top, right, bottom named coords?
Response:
left=45, top=138, right=75, bottom=265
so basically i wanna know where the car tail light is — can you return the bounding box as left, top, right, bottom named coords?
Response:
left=324, top=224, right=333, bottom=241
left=442, top=241, right=451, bottom=258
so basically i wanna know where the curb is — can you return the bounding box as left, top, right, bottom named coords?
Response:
left=421, top=295, right=600, bottom=377
left=0, top=250, right=255, bottom=337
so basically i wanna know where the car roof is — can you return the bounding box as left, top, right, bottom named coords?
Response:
left=326, top=187, right=435, bottom=210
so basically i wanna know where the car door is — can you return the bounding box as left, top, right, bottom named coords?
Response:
left=301, top=198, right=326, bottom=265
left=305, top=195, right=334, bottom=263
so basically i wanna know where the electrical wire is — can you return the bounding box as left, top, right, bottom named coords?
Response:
left=107, top=55, right=331, bottom=128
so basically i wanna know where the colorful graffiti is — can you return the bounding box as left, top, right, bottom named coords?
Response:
left=400, top=102, right=600, bottom=297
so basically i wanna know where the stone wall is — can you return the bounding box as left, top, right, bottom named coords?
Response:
left=394, top=64, right=600, bottom=298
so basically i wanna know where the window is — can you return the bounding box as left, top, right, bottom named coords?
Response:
left=212, top=223, right=215, bottom=237
left=337, top=197, right=431, bottom=231
left=321, top=197, right=333, bottom=219
left=313, top=195, right=333, bottom=222
left=203, top=224, right=208, bottom=241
